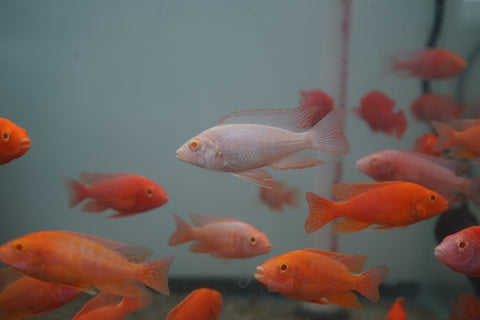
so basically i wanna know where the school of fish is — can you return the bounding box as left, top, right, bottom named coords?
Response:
left=1, top=44, right=478, bottom=319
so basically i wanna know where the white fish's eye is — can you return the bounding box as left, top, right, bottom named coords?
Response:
left=189, top=139, right=200, bottom=151
left=249, top=235, right=258, bottom=245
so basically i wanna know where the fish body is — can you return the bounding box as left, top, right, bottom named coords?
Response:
left=0, top=268, right=81, bottom=320
left=356, top=150, right=480, bottom=205
left=0, top=117, right=31, bottom=165
left=72, top=291, right=153, bottom=320
left=305, top=181, right=448, bottom=233
left=434, top=226, right=480, bottom=278
left=355, top=90, right=407, bottom=139
left=386, top=297, right=407, bottom=320
left=0, top=231, right=174, bottom=297
left=449, top=293, right=480, bottom=320
left=176, top=107, right=349, bottom=187
left=167, top=288, right=223, bottom=320
left=414, top=133, right=441, bottom=156
left=432, top=120, right=480, bottom=157
left=411, top=93, right=464, bottom=123
left=389, top=48, right=466, bottom=79
left=169, top=214, right=271, bottom=260
left=259, top=181, right=299, bottom=212
left=66, top=172, right=169, bottom=218
left=254, top=249, right=388, bottom=309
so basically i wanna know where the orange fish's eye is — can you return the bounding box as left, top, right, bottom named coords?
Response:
left=146, top=187, right=154, bottom=198
left=456, top=238, right=468, bottom=251
left=189, top=139, right=200, bottom=151
left=12, top=242, right=26, bottom=254
left=1, top=130, right=10, bottom=142
left=428, top=194, right=437, bottom=203
left=278, top=263, right=289, bottom=273
left=249, top=235, right=258, bottom=245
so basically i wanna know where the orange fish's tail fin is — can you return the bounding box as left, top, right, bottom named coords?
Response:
left=141, top=255, right=175, bottom=295
left=394, top=110, right=407, bottom=139
left=464, top=177, right=480, bottom=206
left=309, top=108, right=350, bottom=154
left=357, top=265, right=389, bottom=302
left=285, top=187, right=300, bottom=208
left=304, top=192, right=336, bottom=233
left=432, top=120, right=455, bottom=152
left=64, top=178, right=88, bottom=208
left=169, top=214, right=194, bottom=246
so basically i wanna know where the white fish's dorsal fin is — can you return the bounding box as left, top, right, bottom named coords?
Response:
left=217, top=106, right=327, bottom=132
left=300, top=249, right=368, bottom=273
left=332, top=182, right=403, bottom=201
left=0, top=268, right=24, bottom=292
left=189, top=213, right=241, bottom=228
left=57, top=231, right=153, bottom=263
left=78, top=172, right=132, bottom=185
left=404, top=151, right=472, bottom=174
left=450, top=119, right=480, bottom=132
left=72, top=292, right=122, bottom=320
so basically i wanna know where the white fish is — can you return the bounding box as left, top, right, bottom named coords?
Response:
left=176, top=107, right=349, bottom=187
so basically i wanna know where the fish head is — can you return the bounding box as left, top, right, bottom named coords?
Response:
left=0, top=120, right=31, bottom=158
left=136, top=181, right=169, bottom=210
left=416, top=190, right=448, bottom=220
left=176, top=129, right=217, bottom=169
left=355, top=152, right=393, bottom=181
left=0, top=236, right=46, bottom=276
left=254, top=254, right=300, bottom=295
left=239, top=229, right=272, bottom=258
left=434, top=227, right=480, bottom=275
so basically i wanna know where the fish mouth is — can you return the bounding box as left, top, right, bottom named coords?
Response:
left=175, top=149, right=185, bottom=161
left=254, top=266, right=265, bottom=281
left=433, top=246, right=446, bottom=261
left=19, top=138, right=31, bottom=152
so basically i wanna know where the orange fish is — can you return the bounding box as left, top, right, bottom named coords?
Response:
left=449, top=293, right=480, bottom=320
left=259, top=180, right=299, bottom=213
left=432, top=119, right=480, bottom=158
left=72, top=290, right=153, bottom=320
left=65, top=172, right=169, bottom=218
left=414, top=132, right=441, bottom=156
left=169, top=214, right=272, bottom=260
left=389, top=48, right=466, bottom=79
left=0, top=268, right=82, bottom=320
left=167, top=288, right=223, bottom=320
left=355, top=90, right=407, bottom=139
left=305, top=181, right=448, bottom=233
left=0, top=231, right=174, bottom=297
left=0, top=117, right=31, bottom=165
left=411, top=93, right=464, bottom=123
left=386, top=297, right=407, bottom=320
left=254, top=249, right=388, bottom=309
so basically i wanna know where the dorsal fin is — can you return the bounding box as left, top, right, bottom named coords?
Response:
left=72, top=292, right=122, bottom=319
left=300, top=249, right=367, bottom=273
left=78, top=172, right=132, bottom=185
left=0, top=268, right=24, bottom=293
left=217, top=106, right=326, bottom=132
left=188, top=213, right=241, bottom=228
left=57, top=231, right=153, bottom=263
left=332, top=182, right=403, bottom=201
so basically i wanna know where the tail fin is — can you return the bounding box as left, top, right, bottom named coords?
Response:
left=169, top=214, right=194, bottom=246
left=64, top=178, right=88, bottom=208
left=304, top=192, right=337, bottom=233
left=464, top=177, right=480, bottom=206
left=141, top=255, right=175, bottom=295
left=394, top=111, right=407, bottom=139
left=285, top=187, right=300, bottom=208
left=309, top=108, right=350, bottom=154
left=357, top=265, right=389, bottom=302
left=432, top=120, right=455, bottom=152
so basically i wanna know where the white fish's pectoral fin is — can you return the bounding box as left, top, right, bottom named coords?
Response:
left=269, top=154, right=324, bottom=170
left=232, top=169, right=275, bottom=188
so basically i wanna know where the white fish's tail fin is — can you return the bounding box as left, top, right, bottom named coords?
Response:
left=304, top=192, right=337, bottom=233
left=464, top=177, right=480, bottom=206
left=432, top=120, right=455, bottom=152
left=141, top=255, right=175, bottom=295
left=357, top=265, right=389, bottom=302
left=169, top=214, right=194, bottom=246
left=64, top=178, right=88, bottom=208
left=309, top=108, right=350, bottom=154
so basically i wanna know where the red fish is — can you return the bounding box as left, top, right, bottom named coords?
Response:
left=432, top=119, right=480, bottom=158
left=389, top=48, right=466, bottom=79
left=169, top=214, right=271, bottom=260
left=355, top=90, right=407, bottom=139
left=72, top=290, right=153, bottom=320
left=435, top=226, right=480, bottom=278
left=305, top=181, right=448, bottom=233
left=0, top=268, right=82, bottom=320
left=0, top=117, right=31, bottom=165
left=0, top=230, right=174, bottom=297
left=411, top=93, right=464, bottom=123
left=66, top=172, right=169, bottom=218
left=414, top=133, right=441, bottom=156
left=254, top=249, right=388, bottom=309
left=167, top=288, right=223, bottom=320
left=298, top=90, right=334, bottom=126
left=259, top=180, right=299, bottom=213
left=386, top=297, right=407, bottom=320
left=449, top=293, right=480, bottom=320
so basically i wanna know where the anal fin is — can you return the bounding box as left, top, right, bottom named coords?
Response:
left=327, top=291, right=362, bottom=309
left=332, top=218, right=371, bottom=234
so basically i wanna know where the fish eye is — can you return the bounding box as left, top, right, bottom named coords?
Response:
left=456, top=238, right=468, bottom=251
left=146, top=187, right=154, bottom=198
left=1, top=130, right=10, bottom=142
left=278, top=263, right=289, bottom=273
left=12, top=242, right=26, bottom=254
left=249, top=235, right=258, bottom=245
left=370, top=157, right=378, bottom=166
left=189, top=139, right=200, bottom=151
left=428, top=194, right=437, bottom=203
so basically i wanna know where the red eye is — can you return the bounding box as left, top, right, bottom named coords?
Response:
left=429, top=194, right=437, bottom=203
left=12, top=242, right=26, bottom=253
left=250, top=236, right=258, bottom=245
left=457, top=239, right=467, bottom=250
left=1, top=131, right=10, bottom=142
left=189, top=139, right=200, bottom=151
left=279, top=263, right=288, bottom=273
left=146, top=188, right=154, bottom=197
